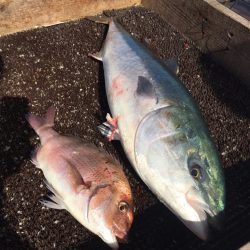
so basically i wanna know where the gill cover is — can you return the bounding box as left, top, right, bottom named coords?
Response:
left=134, top=104, right=199, bottom=173
left=134, top=104, right=202, bottom=201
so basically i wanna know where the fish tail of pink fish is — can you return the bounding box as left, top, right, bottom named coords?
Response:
left=26, top=106, right=58, bottom=144
left=26, top=106, right=56, bottom=134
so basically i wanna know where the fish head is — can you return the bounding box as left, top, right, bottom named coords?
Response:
left=88, top=172, right=133, bottom=248
left=135, top=104, right=225, bottom=240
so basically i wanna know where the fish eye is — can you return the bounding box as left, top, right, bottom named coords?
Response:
left=190, top=164, right=203, bottom=180
left=118, top=201, right=129, bottom=213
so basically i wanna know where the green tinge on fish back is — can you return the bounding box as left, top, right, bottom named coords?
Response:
left=165, top=104, right=225, bottom=215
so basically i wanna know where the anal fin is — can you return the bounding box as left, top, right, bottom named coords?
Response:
left=41, top=179, right=65, bottom=210
left=163, top=58, right=179, bottom=75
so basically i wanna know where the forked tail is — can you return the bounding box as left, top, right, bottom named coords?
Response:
left=26, top=106, right=56, bottom=136
left=85, top=15, right=112, bottom=24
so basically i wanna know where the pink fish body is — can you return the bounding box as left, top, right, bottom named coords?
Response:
left=27, top=106, right=133, bottom=249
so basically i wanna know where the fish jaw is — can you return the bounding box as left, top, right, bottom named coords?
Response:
left=181, top=185, right=224, bottom=240
left=177, top=196, right=210, bottom=240
left=98, top=228, right=119, bottom=249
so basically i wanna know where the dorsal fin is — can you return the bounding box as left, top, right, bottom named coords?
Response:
left=163, top=58, right=179, bottom=75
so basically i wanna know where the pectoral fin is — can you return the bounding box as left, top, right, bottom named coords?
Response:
left=136, top=76, right=158, bottom=104
left=136, top=76, right=155, bottom=97
left=40, top=159, right=91, bottom=210
left=89, top=50, right=103, bottom=61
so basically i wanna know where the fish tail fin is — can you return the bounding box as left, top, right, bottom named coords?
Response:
left=87, top=15, right=116, bottom=61
left=85, top=15, right=112, bottom=24
left=26, top=106, right=56, bottom=134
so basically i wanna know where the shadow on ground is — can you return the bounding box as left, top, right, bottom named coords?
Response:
left=200, top=55, right=250, bottom=119
left=0, top=96, right=34, bottom=249
left=0, top=56, right=3, bottom=77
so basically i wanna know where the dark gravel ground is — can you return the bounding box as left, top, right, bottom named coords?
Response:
left=0, top=6, right=249, bottom=250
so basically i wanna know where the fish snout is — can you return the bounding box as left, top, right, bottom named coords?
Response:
left=112, top=224, right=128, bottom=243
left=117, top=233, right=129, bottom=244
left=184, top=187, right=224, bottom=240
left=112, top=219, right=131, bottom=244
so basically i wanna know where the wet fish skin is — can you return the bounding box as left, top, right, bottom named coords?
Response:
left=93, top=19, right=225, bottom=240
left=27, top=106, right=133, bottom=249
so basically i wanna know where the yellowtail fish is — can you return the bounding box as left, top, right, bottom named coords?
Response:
left=90, top=17, right=225, bottom=240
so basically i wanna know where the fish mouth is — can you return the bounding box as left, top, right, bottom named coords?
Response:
left=112, top=223, right=129, bottom=243
left=184, top=189, right=221, bottom=240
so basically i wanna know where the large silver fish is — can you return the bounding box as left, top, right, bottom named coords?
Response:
left=27, top=106, right=134, bottom=249
left=91, top=18, right=225, bottom=240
